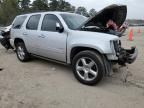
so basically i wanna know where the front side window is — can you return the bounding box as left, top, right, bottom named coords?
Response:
left=26, top=14, right=41, bottom=30
left=12, top=16, right=27, bottom=29
left=41, top=14, right=62, bottom=32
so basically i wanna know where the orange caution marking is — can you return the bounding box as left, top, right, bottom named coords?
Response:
left=129, top=29, right=134, bottom=41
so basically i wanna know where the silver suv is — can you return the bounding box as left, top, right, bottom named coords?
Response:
left=10, top=4, right=138, bottom=85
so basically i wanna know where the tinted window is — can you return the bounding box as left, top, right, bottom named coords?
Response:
left=12, top=16, right=27, bottom=29
left=41, top=14, right=62, bottom=31
left=26, top=14, right=41, bottom=30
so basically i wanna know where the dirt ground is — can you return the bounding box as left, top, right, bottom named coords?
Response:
left=0, top=27, right=144, bottom=108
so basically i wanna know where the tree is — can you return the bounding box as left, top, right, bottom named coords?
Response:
left=89, top=8, right=97, bottom=17
left=71, top=6, right=76, bottom=12
left=75, top=6, right=89, bottom=17
left=0, top=0, right=4, bottom=4
left=0, top=0, right=2, bottom=4
left=0, top=0, right=20, bottom=25
left=0, top=0, right=79, bottom=26
left=19, top=0, right=30, bottom=10
left=63, top=1, right=75, bottom=12
left=49, top=0, right=58, bottom=11
left=32, top=0, right=49, bottom=11
left=49, top=0, right=75, bottom=12
left=58, top=0, right=72, bottom=11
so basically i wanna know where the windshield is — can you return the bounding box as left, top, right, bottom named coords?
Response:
left=61, top=14, right=88, bottom=30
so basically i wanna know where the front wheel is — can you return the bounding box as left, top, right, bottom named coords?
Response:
left=72, top=50, right=105, bottom=85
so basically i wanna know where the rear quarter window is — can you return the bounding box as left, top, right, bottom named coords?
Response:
left=12, top=16, right=27, bottom=29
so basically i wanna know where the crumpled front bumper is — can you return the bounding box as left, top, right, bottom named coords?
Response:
left=118, top=47, right=138, bottom=65
left=0, top=35, right=3, bottom=41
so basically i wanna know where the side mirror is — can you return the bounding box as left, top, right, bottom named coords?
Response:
left=56, top=22, right=64, bottom=33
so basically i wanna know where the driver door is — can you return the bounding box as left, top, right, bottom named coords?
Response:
left=37, top=14, right=67, bottom=62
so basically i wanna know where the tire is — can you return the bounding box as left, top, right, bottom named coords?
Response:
left=72, top=50, right=105, bottom=85
left=16, top=42, right=30, bottom=62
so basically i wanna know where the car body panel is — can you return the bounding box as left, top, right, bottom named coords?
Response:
left=66, top=30, right=119, bottom=63
left=35, top=13, right=68, bottom=62
left=79, top=4, right=127, bottom=29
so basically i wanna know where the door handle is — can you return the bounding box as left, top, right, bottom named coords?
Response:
left=23, top=32, right=28, bottom=35
left=38, top=34, right=46, bottom=38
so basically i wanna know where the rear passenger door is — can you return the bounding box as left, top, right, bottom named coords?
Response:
left=23, top=14, right=41, bottom=54
left=38, top=14, right=67, bottom=62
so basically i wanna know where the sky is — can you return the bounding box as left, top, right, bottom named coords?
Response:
left=66, top=0, right=144, bottom=19
left=31, top=0, right=144, bottom=19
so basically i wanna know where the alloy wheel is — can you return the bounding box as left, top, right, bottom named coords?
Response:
left=76, top=57, right=98, bottom=81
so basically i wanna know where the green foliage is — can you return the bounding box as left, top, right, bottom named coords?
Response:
left=49, top=0, right=58, bottom=11
left=75, top=6, right=89, bottom=17
left=0, top=0, right=20, bottom=25
left=20, top=0, right=30, bottom=10
left=49, top=0, right=75, bottom=12
left=0, top=0, right=95, bottom=26
left=89, top=8, right=97, bottom=17
left=32, top=0, right=49, bottom=11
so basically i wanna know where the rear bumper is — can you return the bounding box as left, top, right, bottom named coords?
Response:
left=118, top=47, right=138, bottom=65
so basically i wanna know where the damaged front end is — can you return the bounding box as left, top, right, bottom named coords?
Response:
left=118, top=47, right=138, bottom=65
left=79, top=4, right=127, bottom=37
left=112, top=40, right=138, bottom=65
left=78, top=4, right=138, bottom=65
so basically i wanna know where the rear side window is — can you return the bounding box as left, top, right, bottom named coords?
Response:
left=26, top=14, right=41, bottom=30
left=12, top=16, right=27, bottom=29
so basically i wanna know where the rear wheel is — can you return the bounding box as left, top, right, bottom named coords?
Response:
left=72, top=50, right=104, bottom=85
left=16, top=42, right=30, bottom=62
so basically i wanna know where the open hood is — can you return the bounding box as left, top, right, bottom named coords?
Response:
left=80, top=4, right=127, bottom=29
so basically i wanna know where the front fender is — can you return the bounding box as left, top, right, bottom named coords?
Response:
left=67, top=40, right=114, bottom=64
left=66, top=30, right=119, bottom=64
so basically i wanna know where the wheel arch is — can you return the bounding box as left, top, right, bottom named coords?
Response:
left=69, top=46, right=104, bottom=64
left=69, top=46, right=112, bottom=76
left=14, top=38, right=24, bottom=47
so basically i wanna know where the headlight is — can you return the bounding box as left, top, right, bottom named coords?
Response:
left=111, top=40, right=121, bottom=56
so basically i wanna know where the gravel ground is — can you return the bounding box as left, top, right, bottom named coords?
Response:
left=0, top=27, right=144, bottom=108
